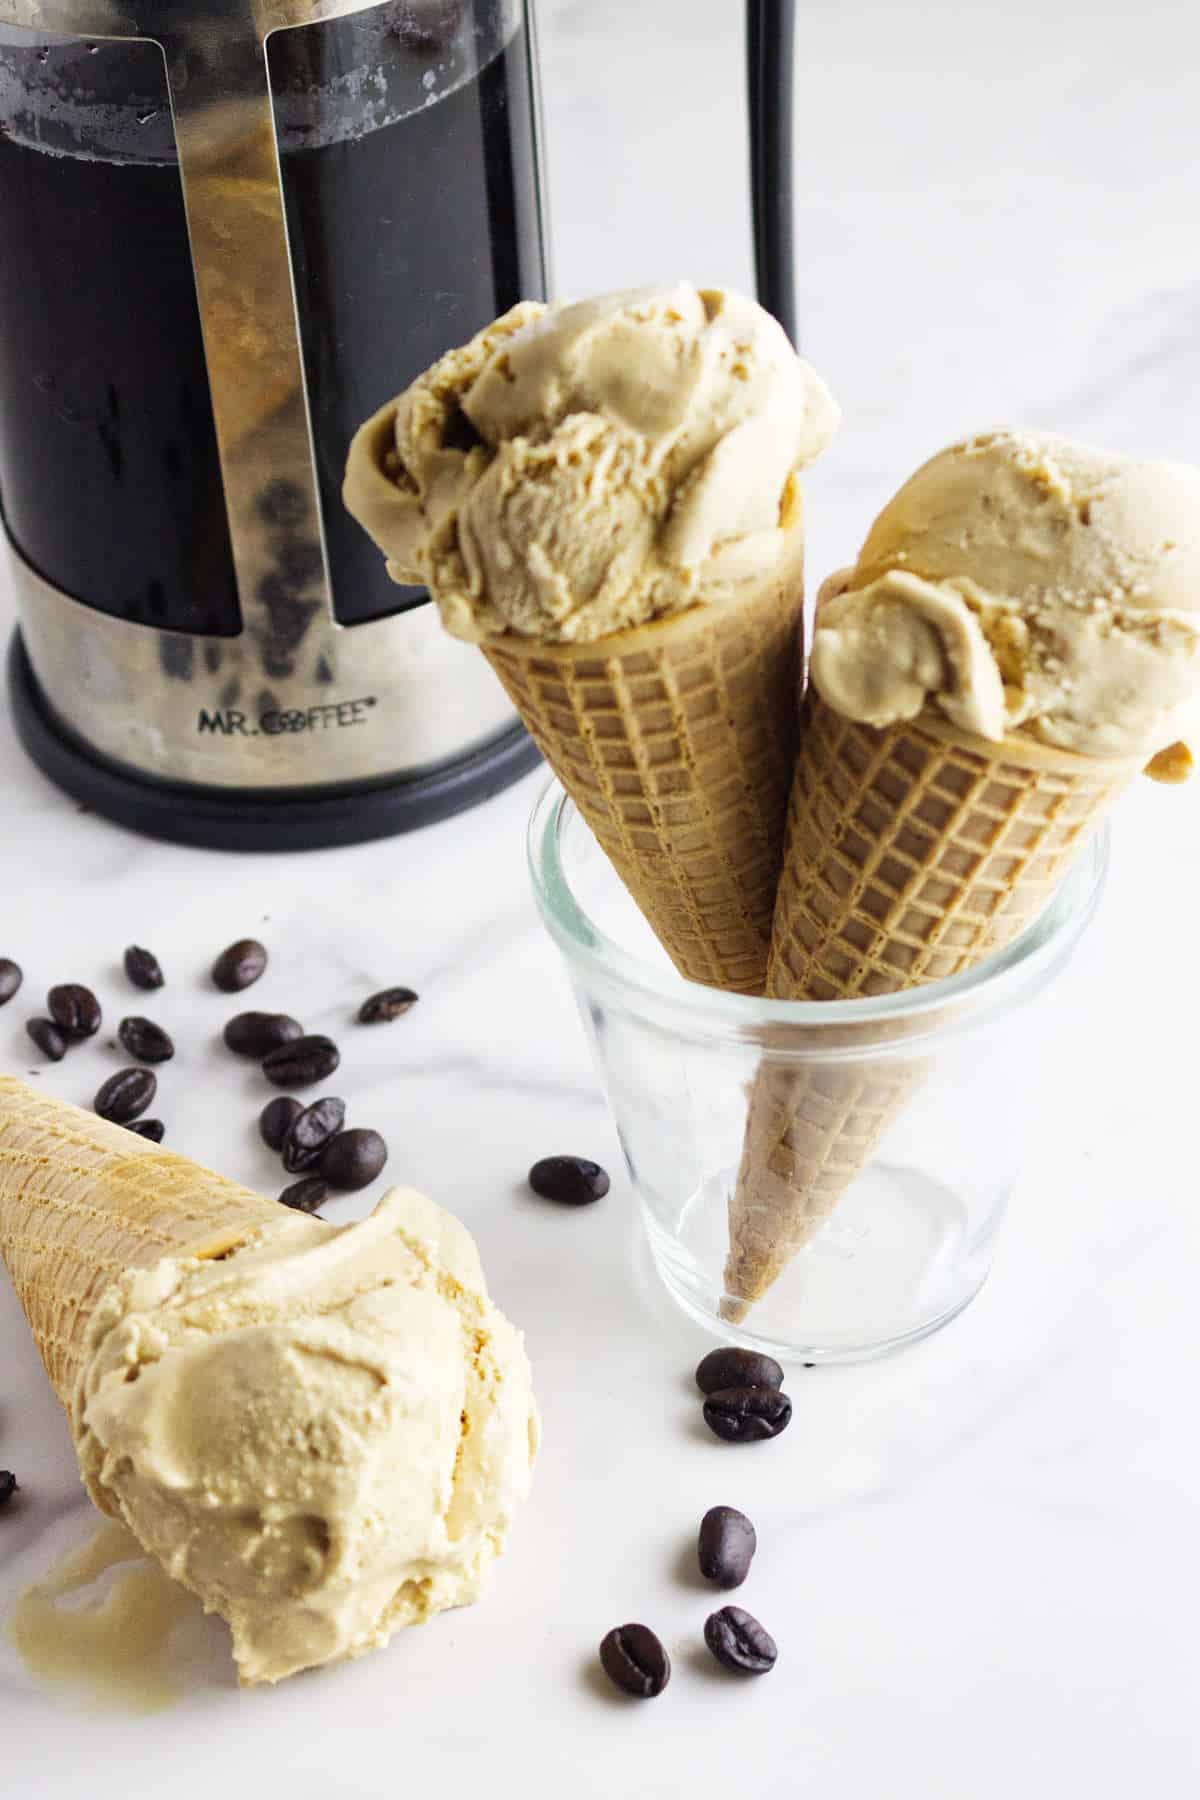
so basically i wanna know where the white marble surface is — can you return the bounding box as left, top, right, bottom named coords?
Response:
left=2, top=0, right=1200, bottom=1792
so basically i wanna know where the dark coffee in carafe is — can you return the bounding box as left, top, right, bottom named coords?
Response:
left=0, top=3, right=546, bottom=639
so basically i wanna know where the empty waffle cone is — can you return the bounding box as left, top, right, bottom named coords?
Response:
left=484, top=534, right=806, bottom=996
left=721, top=692, right=1142, bottom=1318
left=0, top=1078, right=285, bottom=1410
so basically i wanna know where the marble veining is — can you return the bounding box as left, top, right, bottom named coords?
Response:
left=1, top=0, right=1199, bottom=1793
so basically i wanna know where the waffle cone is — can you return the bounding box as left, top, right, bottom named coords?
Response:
left=721, top=694, right=1141, bottom=1317
left=722, top=1052, right=927, bottom=1322
left=483, top=536, right=806, bottom=995
left=0, top=1078, right=285, bottom=1410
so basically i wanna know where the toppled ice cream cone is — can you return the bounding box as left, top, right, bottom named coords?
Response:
left=0, top=1077, right=538, bottom=1684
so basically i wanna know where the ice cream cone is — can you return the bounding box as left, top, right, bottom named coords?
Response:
left=485, top=536, right=806, bottom=995
left=0, top=1078, right=284, bottom=1409
left=343, top=284, right=837, bottom=995
left=720, top=692, right=1142, bottom=1318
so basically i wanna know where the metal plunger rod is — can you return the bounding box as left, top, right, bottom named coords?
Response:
left=747, top=0, right=797, bottom=347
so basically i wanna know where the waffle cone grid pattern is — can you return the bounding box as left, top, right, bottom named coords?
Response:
left=722, top=1050, right=928, bottom=1321
left=0, top=1077, right=279, bottom=1407
left=722, top=697, right=1135, bottom=1313
left=486, top=572, right=803, bottom=996
left=769, top=694, right=1134, bottom=1000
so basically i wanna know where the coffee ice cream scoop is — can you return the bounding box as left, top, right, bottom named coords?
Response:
left=809, top=429, right=1200, bottom=760
left=344, top=282, right=839, bottom=643
left=74, top=1186, right=539, bottom=1685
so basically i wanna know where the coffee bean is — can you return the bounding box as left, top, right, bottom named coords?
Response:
left=598, top=1624, right=671, bottom=1698
left=26, top=1018, right=66, bottom=1062
left=212, top=939, right=268, bottom=993
left=262, top=1034, right=340, bottom=1088
left=703, top=1606, right=777, bottom=1675
left=224, top=1012, right=304, bottom=1058
left=695, top=1347, right=784, bottom=1396
left=319, top=1128, right=387, bottom=1191
left=48, top=983, right=101, bottom=1040
left=358, top=986, right=419, bottom=1025
left=95, top=1067, right=157, bottom=1125
left=0, top=1470, right=17, bottom=1509
left=124, top=946, right=164, bottom=991
left=702, top=1386, right=792, bottom=1444
left=528, top=1155, right=610, bottom=1206
left=280, top=1175, right=328, bottom=1213
left=282, top=1096, right=346, bottom=1173
left=0, top=959, right=23, bottom=1006
left=118, top=1016, right=175, bottom=1064
left=260, top=1095, right=304, bottom=1153
left=697, top=1506, right=757, bottom=1589
left=127, top=1119, right=165, bottom=1143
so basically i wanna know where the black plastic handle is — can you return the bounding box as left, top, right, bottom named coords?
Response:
left=747, top=0, right=797, bottom=346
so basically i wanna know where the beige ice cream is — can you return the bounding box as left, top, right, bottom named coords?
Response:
left=344, top=282, right=839, bottom=643
left=73, top=1187, right=538, bottom=1686
left=809, top=429, right=1200, bottom=760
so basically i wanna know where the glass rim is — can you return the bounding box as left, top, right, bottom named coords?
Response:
left=527, top=776, right=1109, bottom=1042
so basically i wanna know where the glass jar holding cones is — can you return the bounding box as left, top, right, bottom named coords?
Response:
left=528, top=779, right=1108, bottom=1363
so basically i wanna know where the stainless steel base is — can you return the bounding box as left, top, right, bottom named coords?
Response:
left=5, top=527, right=519, bottom=791
left=9, top=631, right=541, bottom=851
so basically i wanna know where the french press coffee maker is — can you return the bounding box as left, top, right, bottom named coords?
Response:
left=0, top=0, right=797, bottom=849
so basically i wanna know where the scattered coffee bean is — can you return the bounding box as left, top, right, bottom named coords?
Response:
left=598, top=1624, right=671, bottom=1698
left=260, top=1095, right=304, bottom=1154
left=697, top=1506, right=757, bottom=1589
left=319, top=1128, right=388, bottom=1191
left=528, top=1155, right=610, bottom=1206
left=695, top=1347, right=784, bottom=1396
left=118, top=1016, right=175, bottom=1064
left=124, top=945, right=164, bottom=991
left=127, top=1119, right=165, bottom=1143
left=224, top=1012, right=304, bottom=1058
left=212, top=938, right=268, bottom=993
left=702, top=1385, right=792, bottom=1444
left=358, top=986, right=419, bottom=1025
left=26, top=1018, right=66, bottom=1062
left=703, top=1606, right=777, bottom=1675
left=0, top=1470, right=17, bottom=1509
left=280, top=1175, right=328, bottom=1214
left=95, top=1067, right=157, bottom=1125
left=0, top=958, right=23, bottom=1006
left=47, top=983, right=101, bottom=1040
left=283, top=1096, right=347, bottom=1174
left=262, top=1034, right=340, bottom=1088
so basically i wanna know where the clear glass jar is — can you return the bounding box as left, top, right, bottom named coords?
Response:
left=529, top=779, right=1108, bottom=1364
